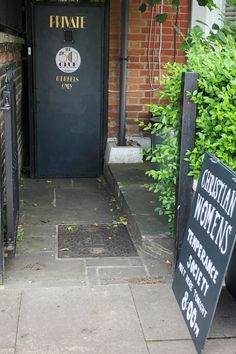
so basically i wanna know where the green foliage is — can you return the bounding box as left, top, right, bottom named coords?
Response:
left=139, top=33, right=236, bottom=234
left=186, top=35, right=236, bottom=177
left=139, top=0, right=216, bottom=23
left=17, top=225, right=24, bottom=241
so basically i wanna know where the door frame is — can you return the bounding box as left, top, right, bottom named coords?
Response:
left=26, top=0, right=110, bottom=177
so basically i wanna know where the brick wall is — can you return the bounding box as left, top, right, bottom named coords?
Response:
left=0, top=32, right=25, bottom=187
left=108, top=0, right=189, bottom=138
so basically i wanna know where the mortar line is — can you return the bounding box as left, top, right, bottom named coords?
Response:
left=129, top=284, right=150, bottom=354
left=14, top=290, right=23, bottom=353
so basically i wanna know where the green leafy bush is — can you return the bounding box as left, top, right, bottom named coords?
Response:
left=139, top=33, right=236, bottom=233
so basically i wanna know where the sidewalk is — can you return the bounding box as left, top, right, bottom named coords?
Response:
left=0, top=164, right=236, bottom=354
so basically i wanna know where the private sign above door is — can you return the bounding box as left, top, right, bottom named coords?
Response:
left=49, top=15, right=87, bottom=29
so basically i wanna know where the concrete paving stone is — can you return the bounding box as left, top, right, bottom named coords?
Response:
left=16, top=236, right=55, bottom=255
left=20, top=224, right=56, bottom=238
left=56, top=189, right=116, bottom=210
left=139, top=252, right=173, bottom=281
left=21, top=178, right=72, bottom=189
left=209, top=287, right=236, bottom=338
left=130, top=284, right=191, bottom=340
left=20, top=188, right=54, bottom=208
left=148, top=338, right=236, bottom=354
left=87, top=267, right=100, bottom=286
left=135, top=214, right=169, bottom=237
left=21, top=207, right=115, bottom=226
left=122, top=189, right=158, bottom=215
left=109, top=163, right=152, bottom=185
left=16, top=285, right=149, bottom=354
left=0, top=349, right=15, bottom=354
left=129, top=256, right=144, bottom=266
left=72, top=177, right=112, bottom=192
left=147, top=340, right=196, bottom=354
left=141, top=236, right=174, bottom=263
left=204, top=338, right=236, bottom=353
left=5, top=255, right=86, bottom=285
left=86, top=256, right=140, bottom=268
left=99, top=266, right=148, bottom=285
left=0, top=289, right=21, bottom=348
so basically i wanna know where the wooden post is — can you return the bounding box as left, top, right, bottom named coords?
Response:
left=175, top=72, right=198, bottom=264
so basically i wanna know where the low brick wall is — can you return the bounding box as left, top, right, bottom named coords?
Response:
left=0, top=32, right=25, bottom=190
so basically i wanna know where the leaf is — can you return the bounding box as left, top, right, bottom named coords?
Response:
left=139, top=3, right=147, bottom=13
left=67, top=226, right=76, bottom=232
left=156, top=13, right=168, bottom=23
left=172, top=0, right=180, bottom=8
left=148, top=0, right=161, bottom=5
left=212, top=23, right=220, bottom=31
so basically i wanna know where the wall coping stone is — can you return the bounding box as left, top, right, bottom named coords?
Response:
left=0, top=32, right=25, bottom=45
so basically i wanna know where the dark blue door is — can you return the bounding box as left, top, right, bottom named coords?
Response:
left=34, top=4, right=105, bottom=177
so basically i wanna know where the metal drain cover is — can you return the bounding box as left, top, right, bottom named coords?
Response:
left=57, top=224, right=138, bottom=258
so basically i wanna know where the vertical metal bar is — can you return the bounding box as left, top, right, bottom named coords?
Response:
left=0, top=171, right=3, bottom=284
left=3, top=90, right=15, bottom=252
left=175, top=72, right=198, bottom=264
left=2, top=66, right=19, bottom=255
left=118, top=0, right=129, bottom=146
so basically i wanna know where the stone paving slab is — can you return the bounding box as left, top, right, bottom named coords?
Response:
left=21, top=207, right=115, bottom=226
left=21, top=178, right=73, bottom=189
left=0, top=289, right=21, bottom=348
left=16, top=236, right=55, bottom=255
left=19, top=224, right=56, bottom=238
left=99, top=266, right=148, bottom=285
left=106, top=163, right=151, bottom=185
left=106, top=164, right=172, bottom=262
left=130, top=284, right=191, bottom=340
left=56, top=189, right=116, bottom=210
left=147, top=340, right=196, bottom=354
left=209, top=287, right=236, bottom=338
left=0, top=349, right=15, bottom=354
left=86, top=256, right=143, bottom=267
left=20, top=188, right=54, bottom=208
left=148, top=338, right=236, bottom=354
left=133, top=214, right=168, bottom=237
left=5, top=255, right=86, bottom=287
left=16, top=285, right=149, bottom=354
left=204, top=338, right=236, bottom=353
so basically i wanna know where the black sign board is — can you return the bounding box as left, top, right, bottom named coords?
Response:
left=172, top=153, right=236, bottom=354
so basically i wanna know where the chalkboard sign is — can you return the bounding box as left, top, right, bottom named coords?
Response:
left=172, top=153, right=236, bottom=354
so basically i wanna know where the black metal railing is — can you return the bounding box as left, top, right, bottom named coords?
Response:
left=1, top=67, right=20, bottom=257
left=0, top=164, right=3, bottom=284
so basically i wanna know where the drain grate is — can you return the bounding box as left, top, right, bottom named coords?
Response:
left=57, top=224, right=138, bottom=258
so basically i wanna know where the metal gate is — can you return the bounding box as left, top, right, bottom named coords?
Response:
left=32, top=2, right=107, bottom=177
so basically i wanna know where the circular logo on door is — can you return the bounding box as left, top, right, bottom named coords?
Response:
left=55, top=47, right=81, bottom=73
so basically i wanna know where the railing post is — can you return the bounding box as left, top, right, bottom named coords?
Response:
left=0, top=173, right=3, bottom=284
left=2, top=68, right=19, bottom=255
left=175, top=72, right=198, bottom=264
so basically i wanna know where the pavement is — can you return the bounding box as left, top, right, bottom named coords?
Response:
left=0, top=163, right=236, bottom=354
